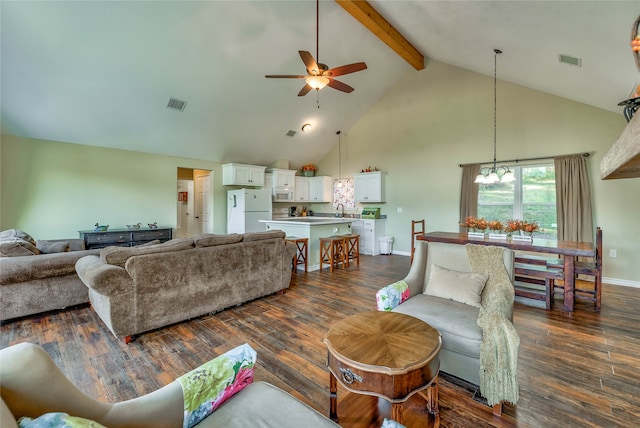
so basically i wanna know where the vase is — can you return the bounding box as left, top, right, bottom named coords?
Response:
left=467, top=231, right=486, bottom=239
left=512, top=232, right=533, bottom=242
left=303, top=170, right=315, bottom=177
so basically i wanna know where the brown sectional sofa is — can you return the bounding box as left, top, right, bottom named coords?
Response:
left=0, top=230, right=100, bottom=322
left=75, top=230, right=297, bottom=341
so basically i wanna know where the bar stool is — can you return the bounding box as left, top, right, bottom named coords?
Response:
left=344, top=234, right=360, bottom=267
left=285, top=236, right=308, bottom=273
left=319, top=236, right=348, bottom=272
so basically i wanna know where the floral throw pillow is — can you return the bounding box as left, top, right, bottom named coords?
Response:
left=376, top=280, right=410, bottom=311
left=178, top=343, right=256, bottom=428
left=381, top=418, right=406, bottom=428
left=18, top=413, right=106, bottom=428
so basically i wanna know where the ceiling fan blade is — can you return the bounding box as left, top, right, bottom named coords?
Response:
left=298, top=84, right=313, bottom=96
left=265, top=75, right=306, bottom=79
left=326, top=62, right=367, bottom=77
left=327, top=79, right=354, bottom=93
left=299, top=51, right=319, bottom=74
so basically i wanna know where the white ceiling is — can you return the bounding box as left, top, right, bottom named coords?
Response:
left=2, top=1, right=638, bottom=168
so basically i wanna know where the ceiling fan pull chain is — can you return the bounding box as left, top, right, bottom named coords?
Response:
left=316, top=91, right=320, bottom=109
left=316, top=0, right=319, bottom=63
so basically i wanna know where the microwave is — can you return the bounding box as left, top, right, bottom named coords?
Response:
left=273, top=189, right=294, bottom=202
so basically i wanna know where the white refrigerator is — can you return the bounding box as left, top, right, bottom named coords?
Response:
left=227, top=189, right=272, bottom=234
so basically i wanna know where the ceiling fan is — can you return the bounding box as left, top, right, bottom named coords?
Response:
left=265, top=0, right=367, bottom=96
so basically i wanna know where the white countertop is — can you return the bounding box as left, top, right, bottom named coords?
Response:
left=260, top=217, right=353, bottom=226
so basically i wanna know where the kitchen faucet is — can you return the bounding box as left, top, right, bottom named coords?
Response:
left=336, top=203, right=344, bottom=218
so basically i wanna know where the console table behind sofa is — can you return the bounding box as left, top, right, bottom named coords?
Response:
left=417, top=231, right=596, bottom=312
left=79, top=228, right=172, bottom=249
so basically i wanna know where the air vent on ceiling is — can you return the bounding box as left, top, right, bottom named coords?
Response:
left=286, top=130, right=296, bottom=137
left=559, top=54, right=582, bottom=67
left=167, top=98, right=187, bottom=111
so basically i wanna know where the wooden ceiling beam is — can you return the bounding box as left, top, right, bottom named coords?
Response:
left=335, top=0, right=424, bottom=70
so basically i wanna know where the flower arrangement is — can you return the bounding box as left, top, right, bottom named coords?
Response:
left=505, top=219, right=540, bottom=237
left=300, top=164, right=317, bottom=172
left=462, top=217, right=541, bottom=239
left=488, top=220, right=504, bottom=232
left=459, top=216, right=488, bottom=232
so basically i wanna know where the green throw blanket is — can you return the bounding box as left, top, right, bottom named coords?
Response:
left=466, top=244, right=520, bottom=406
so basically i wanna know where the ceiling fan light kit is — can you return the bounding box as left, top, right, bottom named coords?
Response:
left=265, top=0, right=367, bottom=97
left=475, top=49, right=516, bottom=185
left=306, top=75, right=329, bottom=90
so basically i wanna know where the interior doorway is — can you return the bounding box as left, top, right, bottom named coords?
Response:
left=176, top=168, right=213, bottom=237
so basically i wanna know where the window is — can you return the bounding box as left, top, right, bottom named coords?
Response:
left=478, top=164, right=557, bottom=239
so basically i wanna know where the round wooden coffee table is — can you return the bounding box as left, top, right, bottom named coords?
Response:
left=323, top=310, right=442, bottom=425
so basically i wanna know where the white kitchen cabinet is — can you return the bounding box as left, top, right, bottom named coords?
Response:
left=354, top=171, right=385, bottom=202
left=294, top=176, right=332, bottom=203
left=352, top=219, right=386, bottom=255
left=268, top=168, right=296, bottom=189
left=308, top=176, right=332, bottom=202
left=294, top=176, right=309, bottom=202
left=222, top=163, right=266, bottom=186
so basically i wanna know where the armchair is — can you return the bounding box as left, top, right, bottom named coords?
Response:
left=376, top=241, right=519, bottom=415
left=0, top=342, right=339, bottom=428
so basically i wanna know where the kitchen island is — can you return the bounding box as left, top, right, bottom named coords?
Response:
left=260, top=218, right=353, bottom=271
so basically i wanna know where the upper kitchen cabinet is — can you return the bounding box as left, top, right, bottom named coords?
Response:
left=268, top=168, right=296, bottom=189
left=294, top=176, right=309, bottom=202
left=294, top=176, right=332, bottom=203
left=308, top=176, right=332, bottom=202
left=222, top=163, right=266, bottom=186
left=354, top=171, right=385, bottom=203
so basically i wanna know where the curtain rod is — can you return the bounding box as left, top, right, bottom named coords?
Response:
left=458, top=152, right=589, bottom=168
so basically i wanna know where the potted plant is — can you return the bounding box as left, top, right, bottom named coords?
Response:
left=488, top=220, right=507, bottom=240
left=301, top=164, right=317, bottom=177
left=506, top=219, right=539, bottom=241
left=459, top=216, right=487, bottom=239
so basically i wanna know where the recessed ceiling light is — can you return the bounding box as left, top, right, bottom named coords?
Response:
left=301, top=123, right=312, bottom=133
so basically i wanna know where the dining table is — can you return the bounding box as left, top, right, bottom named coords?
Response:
left=417, top=231, right=597, bottom=312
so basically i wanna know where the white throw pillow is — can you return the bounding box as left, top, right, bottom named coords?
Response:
left=424, top=264, right=488, bottom=308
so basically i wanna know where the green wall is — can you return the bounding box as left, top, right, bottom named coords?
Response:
left=0, top=135, right=226, bottom=239
left=315, top=61, right=639, bottom=284
left=1, top=60, right=638, bottom=284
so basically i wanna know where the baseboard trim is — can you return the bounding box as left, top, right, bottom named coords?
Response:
left=604, top=277, right=640, bottom=288
left=391, top=250, right=411, bottom=256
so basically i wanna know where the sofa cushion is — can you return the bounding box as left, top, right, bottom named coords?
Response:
left=0, top=238, right=40, bottom=257
left=100, top=238, right=194, bottom=267
left=179, top=343, right=256, bottom=428
left=0, top=229, right=37, bottom=246
left=194, top=234, right=243, bottom=248
left=242, top=230, right=285, bottom=242
left=36, top=240, right=70, bottom=254
left=424, top=264, right=488, bottom=308
left=393, top=294, right=482, bottom=358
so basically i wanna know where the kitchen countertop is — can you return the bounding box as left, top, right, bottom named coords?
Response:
left=260, top=218, right=353, bottom=226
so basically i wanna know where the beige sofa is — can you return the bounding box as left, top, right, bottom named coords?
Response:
left=377, top=241, right=519, bottom=414
left=0, top=229, right=100, bottom=322
left=0, top=342, right=340, bottom=428
left=75, top=231, right=297, bottom=341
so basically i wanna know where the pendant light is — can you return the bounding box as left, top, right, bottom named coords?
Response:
left=475, top=49, right=515, bottom=184
left=336, top=130, right=343, bottom=187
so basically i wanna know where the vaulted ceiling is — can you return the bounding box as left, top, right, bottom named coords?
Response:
left=2, top=1, right=638, bottom=168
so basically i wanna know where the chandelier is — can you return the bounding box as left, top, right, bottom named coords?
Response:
left=475, top=49, right=515, bottom=184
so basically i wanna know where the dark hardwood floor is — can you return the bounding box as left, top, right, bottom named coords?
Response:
left=2, top=254, right=639, bottom=427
